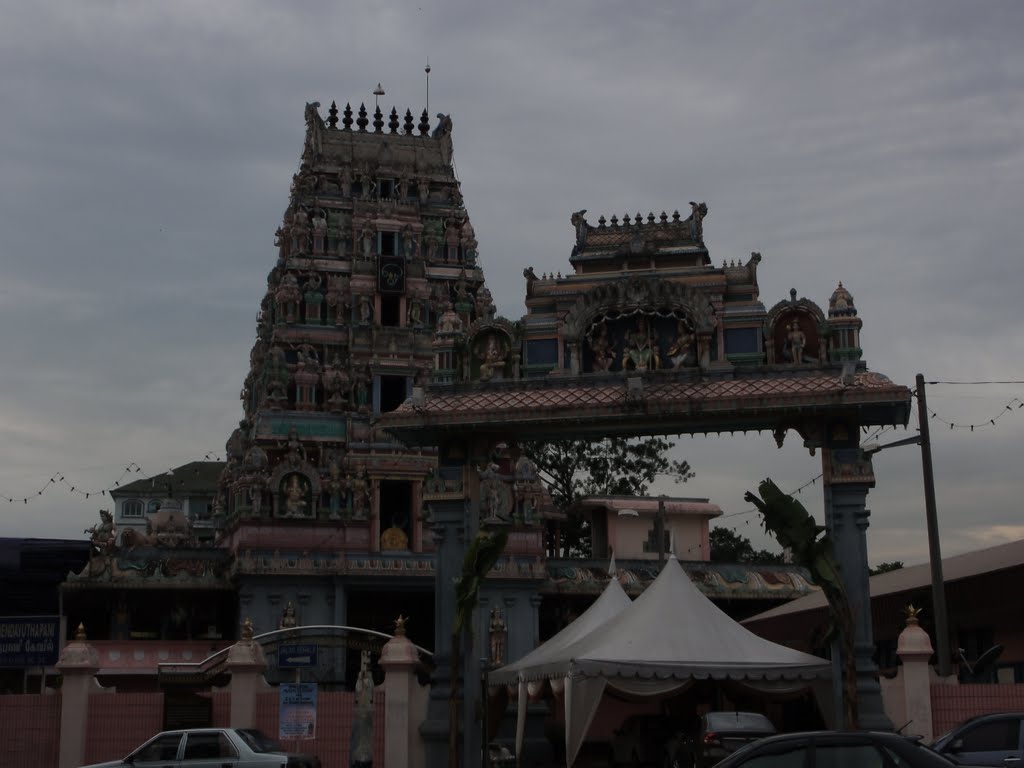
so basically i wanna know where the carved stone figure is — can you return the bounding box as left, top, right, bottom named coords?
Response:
left=283, top=474, right=308, bottom=517
left=349, top=464, right=370, bottom=520
left=688, top=201, right=708, bottom=242
left=358, top=295, right=373, bottom=325
left=85, top=510, right=116, bottom=555
left=571, top=209, right=588, bottom=251
left=322, top=354, right=352, bottom=411
left=350, top=650, right=375, bottom=767
left=786, top=320, right=807, bottom=365
left=476, top=334, right=508, bottom=382
left=324, top=454, right=349, bottom=519
left=666, top=319, right=696, bottom=369
left=279, top=601, right=298, bottom=629
left=489, top=608, right=507, bottom=666
left=407, top=296, right=425, bottom=328
left=325, top=275, right=351, bottom=325
left=275, top=273, right=302, bottom=324
left=589, top=324, right=615, bottom=372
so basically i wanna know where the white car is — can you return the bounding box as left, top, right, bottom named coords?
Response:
left=78, top=727, right=321, bottom=768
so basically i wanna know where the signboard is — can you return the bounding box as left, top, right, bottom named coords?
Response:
left=378, top=256, right=406, bottom=294
left=279, top=682, right=317, bottom=740
left=0, top=616, right=60, bottom=668
left=279, top=643, right=318, bottom=669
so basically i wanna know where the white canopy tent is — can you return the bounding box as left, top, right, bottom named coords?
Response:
left=491, top=556, right=831, bottom=766
left=490, top=573, right=633, bottom=759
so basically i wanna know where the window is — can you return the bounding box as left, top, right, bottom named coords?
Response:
left=381, top=294, right=402, bottom=326
left=737, top=746, right=807, bottom=768
left=959, top=720, right=1020, bottom=752
left=122, top=500, right=143, bottom=518
left=147, top=499, right=161, bottom=514
left=378, top=375, right=409, bottom=413
left=379, top=179, right=394, bottom=199
left=134, top=733, right=182, bottom=762
left=379, top=480, right=412, bottom=537
left=183, top=732, right=236, bottom=760
left=379, top=231, right=396, bottom=256
left=814, top=744, right=885, bottom=768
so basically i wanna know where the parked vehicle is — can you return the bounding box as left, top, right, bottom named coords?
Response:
left=714, top=730, right=965, bottom=768
left=609, top=714, right=676, bottom=767
left=667, top=711, right=776, bottom=768
left=932, top=712, right=1024, bottom=766
left=77, top=727, right=321, bottom=768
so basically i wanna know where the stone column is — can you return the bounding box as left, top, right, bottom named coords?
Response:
left=56, top=623, right=100, bottom=768
left=421, top=499, right=467, bottom=768
left=225, top=618, right=269, bottom=728
left=896, top=609, right=936, bottom=741
left=823, top=444, right=891, bottom=729
left=381, top=617, right=423, bottom=768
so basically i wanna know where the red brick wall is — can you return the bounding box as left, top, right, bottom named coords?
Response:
left=932, top=684, right=1024, bottom=736
left=84, top=692, right=164, bottom=764
left=0, top=693, right=60, bottom=768
left=3, top=687, right=388, bottom=768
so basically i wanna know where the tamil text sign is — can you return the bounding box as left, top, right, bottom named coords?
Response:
left=0, top=616, right=60, bottom=667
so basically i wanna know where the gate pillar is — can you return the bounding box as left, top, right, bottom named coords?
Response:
left=421, top=498, right=467, bottom=768
left=56, top=623, right=100, bottom=768
left=225, top=618, right=269, bottom=728
left=822, top=442, right=892, bottom=729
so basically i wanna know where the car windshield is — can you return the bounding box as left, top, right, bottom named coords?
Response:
left=236, top=728, right=285, bottom=753
left=705, top=712, right=775, bottom=732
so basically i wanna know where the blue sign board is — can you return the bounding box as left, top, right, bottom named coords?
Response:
left=0, top=616, right=60, bottom=667
left=279, top=643, right=318, bottom=668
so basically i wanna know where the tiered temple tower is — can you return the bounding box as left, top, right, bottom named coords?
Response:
left=213, top=101, right=551, bottom=664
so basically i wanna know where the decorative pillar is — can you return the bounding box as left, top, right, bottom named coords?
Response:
left=823, top=441, right=891, bottom=729
left=56, top=623, right=100, bottom=768
left=421, top=499, right=467, bottom=768
left=896, top=606, right=936, bottom=741
left=225, top=618, right=269, bottom=728
left=380, top=617, right=424, bottom=768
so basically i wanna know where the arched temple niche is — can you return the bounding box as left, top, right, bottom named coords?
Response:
left=561, top=277, right=716, bottom=374
left=765, top=290, right=827, bottom=366
left=467, top=319, right=517, bottom=383
left=268, top=464, right=320, bottom=519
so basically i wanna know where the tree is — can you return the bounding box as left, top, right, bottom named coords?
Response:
left=745, top=478, right=857, bottom=728
left=449, top=529, right=508, bottom=768
left=709, top=527, right=786, bottom=564
left=523, top=436, right=694, bottom=557
left=870, top=561, right=904, bottom=576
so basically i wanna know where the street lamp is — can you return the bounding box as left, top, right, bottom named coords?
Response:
left=863, top=372, right=950, bottom=677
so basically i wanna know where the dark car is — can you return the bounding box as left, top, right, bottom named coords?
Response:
left=932, top=712, right=1024, bottom=766
left=685, top=711, right=777, bottom=768
left=714, top=730, right=964, bottom=768
left=609, top=714, right=675, bottom=767
left=77, top=727, right=321, bottom=768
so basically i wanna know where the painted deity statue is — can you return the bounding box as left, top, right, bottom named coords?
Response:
left=666, top=319, right=696, bottom=369
left=284, top=475, right=308, bottom=517
left=589, top=324, right=616, bottom=372
left=625, top=317, right=657, bottom=371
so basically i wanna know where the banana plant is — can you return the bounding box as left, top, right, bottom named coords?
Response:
left=449, top=529, right=509, bottom=768
left=744, top=478, right=858, bottom=728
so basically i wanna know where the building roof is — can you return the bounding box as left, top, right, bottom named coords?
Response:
left=114, top=461, right=225, bottom=497
left=569, top=495, right=722, bottom=519
left=743, top=537, right=1024, bottom=624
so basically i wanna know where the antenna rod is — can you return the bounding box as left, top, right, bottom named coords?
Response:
left=425, top=59, right=431, bottom=116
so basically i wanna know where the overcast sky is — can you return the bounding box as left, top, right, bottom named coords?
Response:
left=1, top=1, right=1022, bottom=568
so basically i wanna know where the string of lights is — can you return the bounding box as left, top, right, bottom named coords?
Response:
left=1, top=453, right=224, bottom=505
left=914, top=387, right=1024, bottom=432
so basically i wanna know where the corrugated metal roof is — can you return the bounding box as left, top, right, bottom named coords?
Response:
left=743, top=537, right=1024, bottom=624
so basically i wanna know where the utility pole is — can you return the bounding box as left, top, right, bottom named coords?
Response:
left=917, top=373, right=952, bottom=677
left=656, top=496, right=666, bottom=565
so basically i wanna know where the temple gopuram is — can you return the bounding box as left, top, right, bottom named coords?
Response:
left=61, top=99, right=909, bottom=720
